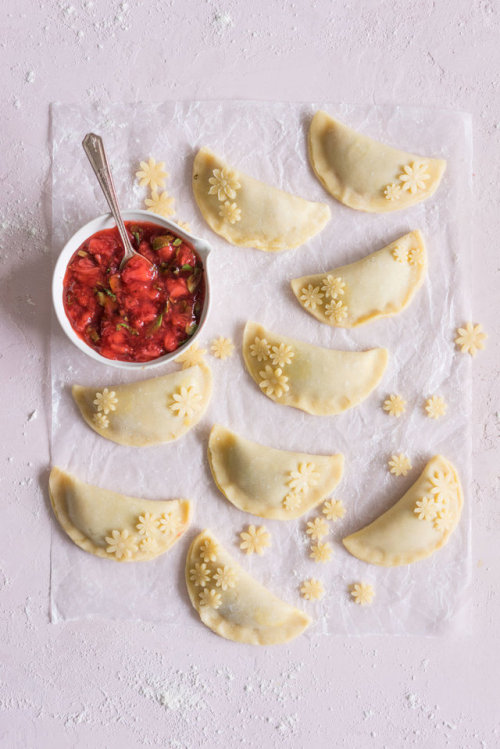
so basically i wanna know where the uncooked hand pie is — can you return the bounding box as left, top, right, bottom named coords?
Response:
left=343, top=455, right=463, bottom=566
left=192, top=147, right=330, bottom=251
left=308, top=110, right=446, bottom=212
left=72, top=363, right=212, bottom=447
left=208, top=423, right=344, bottom=519
left=291, top=231, right=427, bottom=327
left=185, top=530, right=311, bottom=644
left=49, top=467, right=191, bottom=561
left=242, top=321, right=388, bottom=415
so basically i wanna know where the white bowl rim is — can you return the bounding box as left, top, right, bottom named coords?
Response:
left=52, top=209, right=212, bottom=370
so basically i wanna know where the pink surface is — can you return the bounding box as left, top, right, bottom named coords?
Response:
left=1, top=1, right=499, bottom=747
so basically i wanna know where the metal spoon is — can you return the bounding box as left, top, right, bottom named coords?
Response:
left=82, top=133, right=149, bottom=270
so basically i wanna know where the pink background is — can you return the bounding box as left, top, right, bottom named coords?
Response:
left=1, top=1, right=499, bottom=746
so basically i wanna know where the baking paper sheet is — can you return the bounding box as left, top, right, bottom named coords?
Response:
left=50, top=102, right=472, bottom=635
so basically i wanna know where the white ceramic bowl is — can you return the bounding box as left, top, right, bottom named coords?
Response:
left=52, top=209, right=212, bottom=370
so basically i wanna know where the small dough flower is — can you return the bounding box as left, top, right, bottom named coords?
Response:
left=454, top=322, right=487, bottom=357
left=309, top=542, right=333, bottom=563
left=433, top=507, right=454, bottom=532
left=208, top=167, right=241, bottom=201
left=105, top=529, right=138, bottom=560
left=299, top=284, right=324, bottom=310
left=350, top=582, right=375, bottom=606
left=136, top=512, right=159, bottom=536
left=428, top=469, right=456, bottom=504
left=249, top=336, right=270, bottom=362
left=300, top=578, right=324, bottom=601
left=239, top=525, right=271, bottom=555
left=398, top=160, right=430, bottom=194
left=199, top=538, right=218, bottom=563
left=158, top=512, right=179, bottom=535
left=210, top=336, right=235, bottom=360
left=384, top=183, right=402, bottom=201
left=219, top=201, right=241, bottom=224
left=388, top=453, right=412, bottom=477
left=136, top=158, right=168, bottom=191
left=306, top=517, right=329, bottom=541
left=189, top=562, right=211, bottom=587
left=169, top=384, right=202, bottom=419
left=175, top=343, right=207, bottom=369
left=425, top=395, right=447, bottom=420
left=383, top=394, right=406, bottom=417
left=321, top=275, right=345, bottom=299
left=408, top=245, right=425, bottom=266
left=93, top=388, right=118, bottom=414
left=139, top=536, right=158, bottom=553
left=177, top=220, right=192, bottom=232
left=413, top=495, right=439, bottom=522
left=92, top=412, right=109, bottom=429
left=270, top=343, right=294, bottom=368
left=391, top=245, right=408, bottom=263
left=213, top=565, right=237, bottom=591
left=322, top=498, right=345, bottom=521
left=324, top=300, right=348, bottom=323
left=282, top=492, right=302, bottom=512
left=258, top=365, right=289, bottom=398
left=199, top=588, right=222, bottom=609
left=145, top=190, right=175, bottom=218
left=288, top=462, right=320, bottom=493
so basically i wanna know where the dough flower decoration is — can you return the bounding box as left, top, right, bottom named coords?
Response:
left=300, top=578, right=324, bottom=601
left=288, top=462, right=320, bottom=493
left=391, top=245, right=408, bottom=263
left=383, top=394, right=406, bottom=417
left=321, top=275, right=345, bottom=299
left=93, top=388, right=118, bottom=415
left=249, top=336, right=270, bottom=362
left=199, top=538, right=218, bottom=563
left=309, top=542, right=333, bottom=563
left=306, top=517, right=329, bottom=541
left=177, top=220, right=192, bottom=232
left=139, top=536, right=158, bottom=553
left=213, top=565, right=237, bottom=591
left=189, top=562, right=211, bottom=587
left=350, top=582, right=375, bottom=606
left=136, top=158, right=168, bottom=191
left=282, top=492, right=302, bottom=512
left=175, top=343, right=207, bottom=369
left=219, top=201, right=241, bottom=224
left=258, top=365, right=289, bottom=398
left=145, top=190, right=175, bottom=218
left=325, top=299, right=348, bottom=323
left=424, top=395, right=447, bottom=420
left=454, top=322, right=487, bottom=357
left=398, top=160, right=431, bottom=194
left=105, top=529, right=138, bottom=560
left=136, top=512, right=159, bottom=536
left=210, top=336, right=235, bottom=360
left=322, top=498, right=345, bottom=521
left=383, top=183, right=403, bottom=201
left=299, top=284, right=324, bottom=310
left=388, top=453, right=412, bottom=477
left=239, top=525, right=271, bottom=555
left=199, top=588, right=222, bottom=609
left=433, top=507, right=454, bottom=532
left=408, top=245, right=425, bottom=266
left=92, top=412, right=109, bottom=429
left=270, top=343, right=294, bottom=368
left=428, top=469, right=456, bottom=504
left=413, top=495, right=439, bottom=522
left=169, top=384, right=202, bottom=420
left=158, top=511, right=179, bottom=535
left=208, top=167, right=241, bottom=201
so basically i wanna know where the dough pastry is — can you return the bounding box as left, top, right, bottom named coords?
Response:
left=72, top=363, right=212, bottom=447
left=343, top=455, right=463, bottom=566
left=291, top=231, right=427, bottom=327
left=192, top=147, right=330, bottom=251
left=49, top=466, right=191, bottom=561
left=308, top=110, right=446, bottom=212
left=208, top=424, right=344, bottom=519
left=242, top=321, right=388, bottom=415
left=185, top=530, right=311, bottom=645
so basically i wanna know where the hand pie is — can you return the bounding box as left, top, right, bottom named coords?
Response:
left=185, top=530, right=311, bottom=645
left=72, top=363, right=212, bottom=447
left=291, top=231, right=427, bottom=327
left=208, top=424, right=344, bottom=519
left=49, top=466, right=191, bottom=561
left=243, top=321, right=388, bottom=415
left=343, top=455, right=463, bottom=566
left=308, top=110, right=446, bottom=212
left=192, top=147, right=330, bottom=251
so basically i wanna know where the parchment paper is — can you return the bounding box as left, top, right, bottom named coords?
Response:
left=50, top=102, right=472, bottom=635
